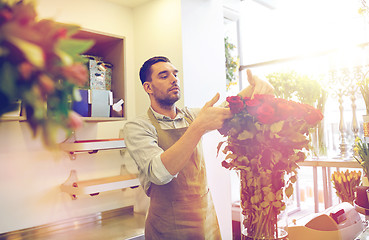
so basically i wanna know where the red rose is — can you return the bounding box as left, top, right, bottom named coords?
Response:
left=53, top=28, right=67, bottom=40
left=256, top=103, right=277, bottom=124
left=253, top=94, right=275, bottom=102
left=305, top=105, right=323, bottom=125
left=245, top=97, right=262, bottom=116
left=67, top=111, right=84, bottom=129
left=290, top=102, right=306, bottom=120
left=226, top=96, right=244, bottom=114
left=274, top=98, right=294, bottom=121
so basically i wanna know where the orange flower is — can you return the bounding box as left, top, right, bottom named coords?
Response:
left=38, top=74, right=55, bottom=94
left=67, top=111, right=83, bottom=130
left=18, top=62, right=34, bottom=80
left=62, top=63, right=88, bottom=86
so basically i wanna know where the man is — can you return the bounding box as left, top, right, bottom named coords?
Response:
left=123, top=56, right=273, bottom=240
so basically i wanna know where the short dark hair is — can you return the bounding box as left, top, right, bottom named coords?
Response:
left=139, top=56, right=171, bottom=85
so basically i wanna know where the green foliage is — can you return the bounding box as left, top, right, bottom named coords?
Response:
left=224, top=36, right=239, bottom=90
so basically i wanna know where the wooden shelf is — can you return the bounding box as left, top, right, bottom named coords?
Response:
left=82, top=117, right=126, bottom=122
left=0, top=116, right=26, bottom=121
left=74, top=29, right=126, bottom=118
left=60, top=138, right=125, bottom=159
left=60, top=170, right=140, bottom=199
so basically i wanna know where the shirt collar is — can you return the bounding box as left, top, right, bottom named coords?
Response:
left=150, top=107, right=185, bottom=121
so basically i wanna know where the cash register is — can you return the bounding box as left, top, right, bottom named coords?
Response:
left=288, top=202, right=364, bottom=240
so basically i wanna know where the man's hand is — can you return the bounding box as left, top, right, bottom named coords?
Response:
left=239, top=69, right=274, bottom=99
left=195, top=93, right=233, bottom=132
left=160, top=93, right=232, bottom=175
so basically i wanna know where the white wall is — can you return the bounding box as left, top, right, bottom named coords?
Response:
left=132, top=0, right=184, bottom=117
left=181, top=0, right=233, bottom=239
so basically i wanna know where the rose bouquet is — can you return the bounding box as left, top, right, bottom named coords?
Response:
left=0, top=0, right=94, bottom=148
left=218, top=94, right=323, bottom=239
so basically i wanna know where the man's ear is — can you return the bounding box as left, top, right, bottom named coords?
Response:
left=143, top=82, right=152, bottom=94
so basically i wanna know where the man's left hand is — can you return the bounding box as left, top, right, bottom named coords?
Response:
left=239, top=69, right=274, bottom=99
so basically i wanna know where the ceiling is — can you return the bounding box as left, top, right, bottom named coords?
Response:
left=103, top=0, right=153, bottom=8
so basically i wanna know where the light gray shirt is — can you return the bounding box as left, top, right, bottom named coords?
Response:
left=123, top=107, right=200, bottom=196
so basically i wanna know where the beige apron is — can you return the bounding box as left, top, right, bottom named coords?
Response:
left=145, top=109, right=221, bottom=240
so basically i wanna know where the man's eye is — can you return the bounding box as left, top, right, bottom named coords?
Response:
left=160, top=74, right=168, bottom=79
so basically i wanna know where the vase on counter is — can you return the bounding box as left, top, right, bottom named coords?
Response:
left=239, top=169, right=288, bottom=240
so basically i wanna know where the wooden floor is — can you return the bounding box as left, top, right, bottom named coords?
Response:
left=0, top=207, right=145, bottom=240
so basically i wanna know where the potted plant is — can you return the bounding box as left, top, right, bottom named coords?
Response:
left=0, top=0, right=94, bottom=148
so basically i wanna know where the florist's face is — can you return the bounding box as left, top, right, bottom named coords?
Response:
left=145, top=61, right=181, bottom=106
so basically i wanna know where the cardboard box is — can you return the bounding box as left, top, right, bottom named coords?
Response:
left=72, top=89, right=90, bottom=117
left=90, top=89, right=112, bottom=117
left=84, top=55, right=113, bottom=90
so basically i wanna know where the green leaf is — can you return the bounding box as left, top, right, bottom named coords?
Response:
left=0, top=62, right=17, bottom=99
left=238, top=129, right=254, bottom=140
left=285, top=183, right=294, bottom=198
left=270, top=121, right=284, bottom=133
left=217, top=141, right=225, bottom=156
left=290, top=132, right=307, bottom=143
left=289, top=175, right=297, bottom=183
left=55, top=48, right=74, bottom=66
left=7, top=36, right=44, bottom=68
left=57, top=38, right=94, bottom=57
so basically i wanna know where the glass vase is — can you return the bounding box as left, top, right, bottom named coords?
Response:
left=239, top=169, right=289, bottom=240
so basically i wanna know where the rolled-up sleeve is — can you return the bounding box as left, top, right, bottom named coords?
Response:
left=123, top=119, right=175, bottom=193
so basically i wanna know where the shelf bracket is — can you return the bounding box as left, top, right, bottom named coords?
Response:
left=61, top=170, right=79, bottom=200
left=67, top=150, right=99, bottom=160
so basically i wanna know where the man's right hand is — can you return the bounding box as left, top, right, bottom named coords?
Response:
left=194, top=93, right=233, bottom=133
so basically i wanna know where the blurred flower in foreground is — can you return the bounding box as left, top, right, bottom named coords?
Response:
left=0, top=0, right=94, bottom=148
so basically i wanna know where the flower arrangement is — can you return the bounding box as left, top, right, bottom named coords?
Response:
left=354, top=137, right=369, bottom=177
left=218, top=94, right=323, bottom=239
left=331, top=170, right=361, bottom=204
left=266, top=71, right=328, bottom=156
left=0, top=0, right=94, bottom=148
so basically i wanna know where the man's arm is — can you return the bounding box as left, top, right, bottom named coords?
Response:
left=161, top=93, right=232, bottom=175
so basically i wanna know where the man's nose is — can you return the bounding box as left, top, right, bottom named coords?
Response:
left=170, top=74, right=178, bottom=83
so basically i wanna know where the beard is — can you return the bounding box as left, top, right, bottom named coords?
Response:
left=151, top=84, right=181, bottom=108
left=156, top=93, right=180, bottom=107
